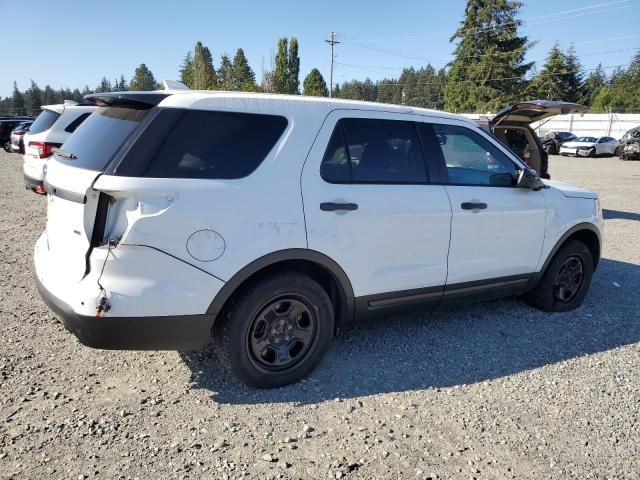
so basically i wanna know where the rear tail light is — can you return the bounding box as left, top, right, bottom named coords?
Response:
left=28, top=141, right=61, bottom=159
left=35, top=185, right=46, bottom=195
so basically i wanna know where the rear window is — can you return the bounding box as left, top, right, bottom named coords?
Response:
left=142, top=110, right=288, bottom=179
left=55, top=107, right=150, bottom=171
left=29, top=110, right=61, bottom=134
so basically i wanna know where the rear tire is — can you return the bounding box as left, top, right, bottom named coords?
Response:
left=524, top=240, right=594, bottom=312
left=2, top=141, right=11, bottom=153
left=213, top=272, right=335, bottom=388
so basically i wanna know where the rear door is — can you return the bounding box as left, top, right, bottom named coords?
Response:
left=422, top=120, right=547, bottom=287
left=301, top=111, right=452, bottom=303
left=43, top=105, right=153, bottom=283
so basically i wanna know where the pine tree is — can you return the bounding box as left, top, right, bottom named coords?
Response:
left=42, top=85, right=56, bottom=106
left=302, top=68, right=328, bottom=96
left=232, top=48, right=256, bottom=91
left=580, top=64, right=606, bottom=106
left=288, top=38, right=300, bottom=94
left=218, top=55, right=234, bottom=90
left=179, top=52, right=195, bottom=88
left=527, top=44, right=575, bottom=101
left=71, top=89, right=84, bottom=103
left=336, top=79, right=377, bottom=101
left=444, top=0, right=533, bottom=112
left=11, top=82, right=25, bottom=115
left=592, top=49, right=640, bottom=112
left=192, top=42, right=217, bottom=90
left=96, top=77, right=112, bottom=93
left=24, top=80, right=42, bottom=116
left=272, top=38, right=289, bottom=93
left=564, top=46, right=584, bottom=103
left=118, top=74, right=128, bottom=91
left=129, top=64, right=159, bottom=91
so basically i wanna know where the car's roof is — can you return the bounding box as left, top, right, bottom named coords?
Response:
left=86, top=89, right=476, bottom=127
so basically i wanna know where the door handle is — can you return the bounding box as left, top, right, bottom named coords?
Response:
left=320, top=202, right=358, bottom=212
left=461, top=202, right=487, bottom=210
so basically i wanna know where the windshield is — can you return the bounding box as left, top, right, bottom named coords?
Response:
left=576, top=137, right=597, bottom=143
left=55, top=107, right=150, bottom=171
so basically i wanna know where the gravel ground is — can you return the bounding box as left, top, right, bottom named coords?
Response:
left=0, top=151, right=638, bottom=480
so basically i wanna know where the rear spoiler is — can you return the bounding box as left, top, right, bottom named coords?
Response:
left=83, top=92, right=171, bottom=108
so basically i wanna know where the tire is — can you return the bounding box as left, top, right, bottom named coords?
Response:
left=547, top=144, right=556, bottom=155
left=2, top=141, right=11, bottom=153
left=524, top=239, right=594, bottom=312
left=588, top=148, right=596, bottom=158
left=614, top=146, right=621, bottom=157
left=213, top=271, right=335, bottom=388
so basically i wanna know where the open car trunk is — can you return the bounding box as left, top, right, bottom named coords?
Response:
left=490, top=100, right=588, bottom=128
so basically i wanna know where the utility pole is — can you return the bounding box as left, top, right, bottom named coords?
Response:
left=325, top=32, right=340, bottom=97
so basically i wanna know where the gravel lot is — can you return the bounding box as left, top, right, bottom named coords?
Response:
left=1, top=150, right=638, bottom=480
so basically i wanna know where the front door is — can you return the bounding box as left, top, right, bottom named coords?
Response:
left=301, top=112, right=452, bottom=300
left=423, top=120, right=547, bottom=286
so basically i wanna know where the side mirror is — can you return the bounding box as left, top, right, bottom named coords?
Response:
left=517, top=168, right=546, bottom=191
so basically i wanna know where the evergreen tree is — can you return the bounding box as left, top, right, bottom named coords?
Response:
left=71, top=89, right=84, bottom=103
left=218, top=55, right=234, bottom=90
left=192, top=42, right=217, bottom=90
left=118, top=74, right=128, bottom=91
left=288, top=38, right=300, bottom=94
left=580, top=63, right=606, bottom=106
left=232, top=48, right=256, bottom=91
left=11, top=82, right=25, bottom=115
left=179, top=52, right=195, bottom=89
left=42, top=85, right=56, bottom=105
left=129, top=63, right=159, bottom=91
left=336, top=79, right=377, bottom=101
left=592, top=49, right=640, bottom=112
left=527, top=44, right=580, bottom=101
left=376, top=78, right=403, bottom=104
left=272, top=38, right=289, bottom=93
left=302, top=68, right=328, bottom=96
left=444, top=0, right=533, bottom=112
left=96, top=77, right=112, bottom=93
left=24, top=80, right=42, bottom=116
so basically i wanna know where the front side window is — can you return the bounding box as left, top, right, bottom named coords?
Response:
left=320, top=118, right=427, bottom=183
left=143, top=110, right=288, bottom=179
left=432, top=124, right=518, bottom=187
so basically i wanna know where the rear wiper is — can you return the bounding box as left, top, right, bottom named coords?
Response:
left=52, top=148, right=77, bottom=160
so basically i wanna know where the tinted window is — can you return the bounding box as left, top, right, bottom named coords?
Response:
left=321, top=118, right=427, bottom=183
left=29, top=110, right=61, bottom=134
left=55, top=107, right=149, bottom=171
left=143, top=110, right=288, bottom=179
left=433, top=124, right=517, bottom=186
left=64, top=112, right=91, bottom=133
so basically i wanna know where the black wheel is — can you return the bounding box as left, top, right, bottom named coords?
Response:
left=614, top=146, right=621, bottom=157
left=214, top=272, right=334, bottom=388
left=524, top=240, right=594, bottom=312
left=2, top=141, right=11, bottom=153
left=588, top=148, right=596, bottom=158
left=547, top=144, right=556, bottom=155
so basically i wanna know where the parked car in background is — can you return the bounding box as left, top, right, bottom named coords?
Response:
left=34, top=88, right=603, bottom=388
left=23, top=102, right=95, bottom=193
left=615, top=126, right=640, bottom=160
left=475, top=100, right=587, bottom=179
left=558, top=136, right=619, bottom=157
left=9, top=121, right=33, bottom=153
left=542, top=131, right=577, bottom=154
left=1, top=117, right=34, bottom=152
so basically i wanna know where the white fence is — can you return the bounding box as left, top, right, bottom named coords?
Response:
left=460, top=113, right=640, bottom=139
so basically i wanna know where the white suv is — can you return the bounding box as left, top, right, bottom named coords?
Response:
left=34, top=89, right=603, bottom=388
left=23, top=101, right=95, bottom=193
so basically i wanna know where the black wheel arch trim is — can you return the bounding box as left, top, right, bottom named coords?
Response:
left=206, top=249, right=355, bottom=326
left=531, top=222, right=601, bottom=287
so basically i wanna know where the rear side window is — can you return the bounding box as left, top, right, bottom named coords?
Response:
left=321, top=118, right=427, bottom=183
left=143, top=111, right=288, bottom=179
left=64, top=112, right=91, bottom=133
left=55, top=107, right=150, bottom=171
left=28, top=110, right=61, bottom=134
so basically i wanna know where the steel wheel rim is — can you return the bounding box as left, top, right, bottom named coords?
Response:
left=246, top=295, right=318, bottom=372
left=553, top=255, right=584, bottom=304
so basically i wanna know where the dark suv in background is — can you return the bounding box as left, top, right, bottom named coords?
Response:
left=1, top=116, right=34, bottom=152
left=542, top=131, right=577, bottom=155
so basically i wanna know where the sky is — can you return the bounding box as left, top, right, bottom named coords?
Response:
left=1, top=0, right=639, bottom=97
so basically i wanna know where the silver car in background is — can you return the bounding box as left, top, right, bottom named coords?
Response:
left=559, top=136, right=619, bottom=157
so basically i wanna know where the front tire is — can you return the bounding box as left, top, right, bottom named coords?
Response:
left=524, top=240, right=594, bottom=312
left=214, top=272, right=335, bottom=388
